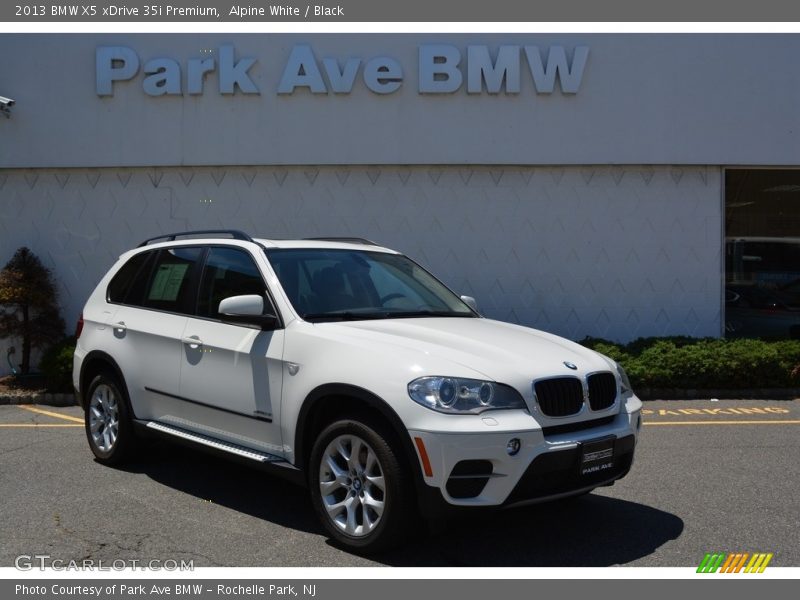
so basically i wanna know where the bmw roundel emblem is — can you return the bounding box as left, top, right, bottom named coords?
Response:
left=563, top=361, right=578, bottom=370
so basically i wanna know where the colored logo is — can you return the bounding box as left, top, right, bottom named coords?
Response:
left=697, top=552, right=773, bottom=573
left=563, top=361, right=577, bottom=370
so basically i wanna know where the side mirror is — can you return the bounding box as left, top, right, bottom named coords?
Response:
left=460, top=295, right=479, bottom=313
left=218, top=295, right=278, bottom=330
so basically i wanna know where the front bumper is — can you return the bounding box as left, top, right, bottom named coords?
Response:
left=409, top=402, right=641, bottom=510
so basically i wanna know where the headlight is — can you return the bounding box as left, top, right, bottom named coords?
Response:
left=615, top=363, right=633, bottom=395
left=407, top=376, right=527, bottom=414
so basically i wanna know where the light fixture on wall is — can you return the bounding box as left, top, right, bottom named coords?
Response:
left=0, top=96, right=15, bottom=118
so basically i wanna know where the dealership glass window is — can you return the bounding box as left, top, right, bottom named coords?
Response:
left=725, top=169, right=800, bottom=339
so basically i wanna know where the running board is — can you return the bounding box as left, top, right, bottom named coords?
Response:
left=146, top=421, right=286, bottom=464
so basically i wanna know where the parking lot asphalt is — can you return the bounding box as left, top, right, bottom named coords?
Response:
left=0, top=399, right=798, bottom=568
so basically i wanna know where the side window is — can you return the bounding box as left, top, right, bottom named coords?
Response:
left=143, top=247, right=203, bottom=314
left=197, top=247, right=266, bottom=319
left=107, top=251, right=156, bottom=306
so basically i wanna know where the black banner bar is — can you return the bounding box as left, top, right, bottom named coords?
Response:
left=2, top=579, right=796, bottom=600
left=6, top=0, right=800, bottom=22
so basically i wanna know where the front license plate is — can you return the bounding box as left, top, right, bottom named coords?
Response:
left=579, top=436, right=616, bottom=476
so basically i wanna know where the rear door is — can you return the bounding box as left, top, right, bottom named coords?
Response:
left=108, top=246, right=203, bottom=420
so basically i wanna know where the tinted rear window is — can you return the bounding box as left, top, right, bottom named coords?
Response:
left=107, top=251, right=156, bottom=305
left=107, top=247, right=202, bottom=314
left=144, top=247, right=203, bottom=314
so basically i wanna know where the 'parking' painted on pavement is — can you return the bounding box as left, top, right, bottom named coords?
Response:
left=642, top=407, right=790, bottom=416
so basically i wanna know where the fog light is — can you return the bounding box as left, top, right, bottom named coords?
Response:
left=506, top=438, right=521, bottom=456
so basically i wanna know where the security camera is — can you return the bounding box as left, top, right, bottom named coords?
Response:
left=0, top=96, right=14, bottom=118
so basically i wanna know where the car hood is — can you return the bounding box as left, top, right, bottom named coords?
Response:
left=324, top=317, right=614, bottom=384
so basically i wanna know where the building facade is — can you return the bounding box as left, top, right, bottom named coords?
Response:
left=2, top=34, right=800, bottom=372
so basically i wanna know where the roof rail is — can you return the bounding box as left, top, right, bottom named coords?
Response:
left=138, top=230, right=254, bottom=247
left=304, top=237, right=380, bottom=246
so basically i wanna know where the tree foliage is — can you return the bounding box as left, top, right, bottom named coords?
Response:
left=0, top=247, right=65, bottom=374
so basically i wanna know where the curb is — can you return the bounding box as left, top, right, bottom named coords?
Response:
left=638, top=388, right=800, bottom=401
left=0, top=393, right=78, bottom=407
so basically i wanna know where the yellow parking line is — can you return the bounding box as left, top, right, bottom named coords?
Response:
left=0, top=423, right=82, bottom=427
left=644, top=420, right=800, bottom=426
left=16, top=405, right=84, bottom=424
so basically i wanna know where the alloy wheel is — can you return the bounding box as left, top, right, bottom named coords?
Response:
left=318, top=434, right=386, bottom=537
left=88, top=383, right=120, bottom=453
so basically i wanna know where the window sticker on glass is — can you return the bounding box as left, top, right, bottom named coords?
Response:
left=148, top=264, right=189, bottom=301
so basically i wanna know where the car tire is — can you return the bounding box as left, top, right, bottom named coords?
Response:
left=84, top=372, right=137, bottom=465
left=309, top=417, right=415, bottom=554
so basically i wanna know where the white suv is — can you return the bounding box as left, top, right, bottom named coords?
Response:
left=73, top=230, right=642, bottom=553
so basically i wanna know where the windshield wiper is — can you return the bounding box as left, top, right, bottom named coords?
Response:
left=388, top=310, right=474, bottom=318
left=301, top=311, right=392, bottom=322
left=302, top=309, right=473, bottom=322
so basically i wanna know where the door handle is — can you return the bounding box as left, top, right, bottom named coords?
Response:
left=113, top=321, right=127, bottom=333
left=182, top=336, right=203, bottom=349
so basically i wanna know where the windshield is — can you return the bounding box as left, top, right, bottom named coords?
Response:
left=264, top=248, right=476, bottom=322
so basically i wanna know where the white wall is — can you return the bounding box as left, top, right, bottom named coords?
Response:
left=0, top=33, right=744, bottom=374
left=1, top=34, right=800, bottom=167
left=0, top=164, right=722, bottom=373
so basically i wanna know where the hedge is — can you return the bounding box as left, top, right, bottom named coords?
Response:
left=578, top=336, right=800, bottom=390
left=27, top=334, right=800, bottom=395
left=39, top=336, right=76, bottom=393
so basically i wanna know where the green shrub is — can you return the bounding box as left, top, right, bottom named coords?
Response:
left=577, top=337, right=630, bottom=363
left=624, top=336, right=705, bottom=357
left=578, top=336, right=800, bottom=389
left=39, top=336, right=76, bottom=392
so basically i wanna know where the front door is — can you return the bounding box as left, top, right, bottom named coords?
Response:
left=178, top=246, right=284, bottom=455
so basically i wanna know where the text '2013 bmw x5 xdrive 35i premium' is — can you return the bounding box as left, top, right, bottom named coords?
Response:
left=73, top=230, right=642, bottom=553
